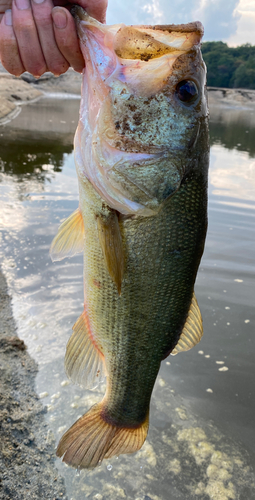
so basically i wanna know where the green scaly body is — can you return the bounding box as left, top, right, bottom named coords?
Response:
left=55, top=9, right=209, bottom=469
left=79, top=129, right=208, bottom=426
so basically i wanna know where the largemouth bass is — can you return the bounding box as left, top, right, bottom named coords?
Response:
left=51, top=7, right=209, bottom=469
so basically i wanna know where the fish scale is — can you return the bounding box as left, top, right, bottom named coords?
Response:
left=78, top=164, right=207, bottom=425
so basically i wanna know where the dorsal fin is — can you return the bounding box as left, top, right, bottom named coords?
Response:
left=50, top=208, right=84, bottom=262
left=97, top=209, right=124, bottom=295
left=65, top=311, right=106, bottom=389
left=171, top=292, right=203, bottom=355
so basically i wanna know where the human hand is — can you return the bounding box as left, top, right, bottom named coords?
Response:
left=0, top=0, right=108, bottom=76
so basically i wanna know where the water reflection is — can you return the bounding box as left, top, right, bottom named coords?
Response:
left=0, top=97, right=255, bottom=499
left=209, top=146, right=255, bottom=203
left=209, top=106, right=255, bottom=204
left=0, top=96, right=79, bottom=180
left=210, top=106, right=255, bottom=158
left=0, top=138, right=71, bottom=178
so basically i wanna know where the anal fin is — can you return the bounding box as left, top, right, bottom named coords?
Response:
left=65, top=311, right=106, bottom=389
left=50, top=208, right=84, bottom=262
left=171, top=292, right=203, bottom=355
left=97, top=208, right=124, bottom=295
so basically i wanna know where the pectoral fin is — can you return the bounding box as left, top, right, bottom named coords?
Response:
left=50, top=208, right=84, bottom=262
left=65, top=311, right=106, bottom=389
left=171, top=292, right=203, bottom=355
left=97, top=209, right=124, bottom=295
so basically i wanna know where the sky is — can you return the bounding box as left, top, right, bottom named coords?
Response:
left=106, top=0, right=255, bottom=46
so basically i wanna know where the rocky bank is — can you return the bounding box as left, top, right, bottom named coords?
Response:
left=0, top=67, right=82, bottom=124
left=1, top=63, right=255, bottom=124
left=0, top=270, right=68, bottom=500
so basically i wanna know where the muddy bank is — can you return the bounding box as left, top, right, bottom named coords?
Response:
left=1, top=61, right=255, bottom=124
left=0, top=74, right=42, bottom=124
left=208, top=86, right=255, bottom=109
left=0, top=270, right=67, bottom=500
left=0, top=66, right=82, bottom=124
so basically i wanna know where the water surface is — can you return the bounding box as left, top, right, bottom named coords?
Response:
left=0, top=96, right=254, bottom=499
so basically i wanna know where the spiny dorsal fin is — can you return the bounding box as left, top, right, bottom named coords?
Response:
left=56, top=402, right=149, bottom=469
left=50, top=208, right=84, bottom=262
left=97, top=209, right=124, bottom=295
left=171, top=292, right=203, bottom=355
left=65, top=311, right=106, bottom=389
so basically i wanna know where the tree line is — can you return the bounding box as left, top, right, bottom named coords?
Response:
left=201, top=41, right=255, bottom=89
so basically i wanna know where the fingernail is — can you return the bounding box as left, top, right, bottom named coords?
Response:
left=15, top=0, right=30, bottom=10
left=32, top=0, right=45, bottom=4
left=52, top=8, right=67, bottom=29
left=5, top=9, right=13, bottom=25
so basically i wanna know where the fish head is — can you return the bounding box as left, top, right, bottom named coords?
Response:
left=74, top=7, right=209, bottom=215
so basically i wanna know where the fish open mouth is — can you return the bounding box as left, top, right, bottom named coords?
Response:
left=73, top=6, right=204, bottom=97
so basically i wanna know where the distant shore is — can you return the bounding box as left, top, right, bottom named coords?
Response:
left=1, top=65, right=255, bottom=124
left=207, top=86, right=255, bottom=109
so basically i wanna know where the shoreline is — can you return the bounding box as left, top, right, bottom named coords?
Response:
left=0, top=68, right=82, bottom=125
left=207, top=86, right=255, bottom=109
left=1, top=67, right=255, bottom=124
left=0, top=270, right=68, bottom=500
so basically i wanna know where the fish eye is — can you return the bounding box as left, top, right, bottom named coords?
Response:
left=176, top=80, right=198, bottom=103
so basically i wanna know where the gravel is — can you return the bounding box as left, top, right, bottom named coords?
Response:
left=0, top=270, right=68, bottom=500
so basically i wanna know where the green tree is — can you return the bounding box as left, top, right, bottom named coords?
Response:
left=201, top=41, right=255, bottom=89
left=232, top=58, right=255, bottom=88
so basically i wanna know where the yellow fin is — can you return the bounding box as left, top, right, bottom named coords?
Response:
left=97, top=209, right=124, bottom=295
left=171, top=292, right=203, bottom=355
left=56, top=403, right=149, bottom=469
left=50, top=208, right=84, bottom=262
left=65, top=311, right=106, bottom=389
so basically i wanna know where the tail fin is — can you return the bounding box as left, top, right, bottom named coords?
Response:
left=56, top=403, right=149, bottom=469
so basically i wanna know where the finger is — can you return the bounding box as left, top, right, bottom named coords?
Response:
left=0, top=0, right=12, bottom=23
left=52, top=7, right=84, bottom=73
left=0, top=0, right=12, bottom=9
left=84, top=0, right=108, bottom=23
left=0, top=10, right=25, bottom=75
left=67, top=0, right=108, bottom=24
left=0, top=0, right=12, bottom=19
left=12, top=0, right=47, bottom=77
left=31, top=0, right=69, bottom=75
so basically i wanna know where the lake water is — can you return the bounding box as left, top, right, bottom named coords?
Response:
left=0, top=95, right=254, bottom=500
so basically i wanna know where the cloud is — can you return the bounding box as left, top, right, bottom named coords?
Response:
left=106, top=0, right=202, bottom=26
left=226, top=0, right=255, bottom=46
left=141, top=0, right=164, bottom=25
left=106, top=0, right=246, bottom=44
left=192, top=0, right=241, bottom=41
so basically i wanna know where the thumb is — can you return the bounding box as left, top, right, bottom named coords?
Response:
left=68, top=0, right=108, bottom=24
